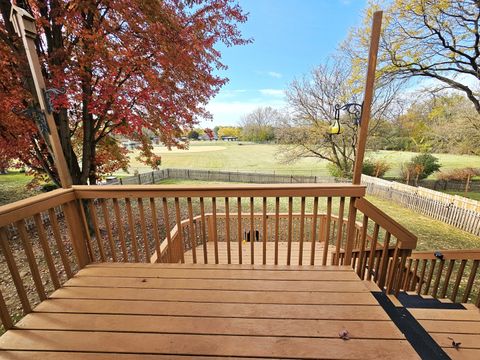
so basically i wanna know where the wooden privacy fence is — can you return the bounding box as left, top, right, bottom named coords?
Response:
left=362, top=175, right=480, bottom=236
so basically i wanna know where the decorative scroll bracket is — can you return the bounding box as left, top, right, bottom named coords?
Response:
left=334, top=102, right=364, bottom=126
left=12, top=105, right=49, bottom=134
left=43, top=88, right=66, bottom=114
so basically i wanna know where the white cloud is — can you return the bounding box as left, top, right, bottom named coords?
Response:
left=267, top=71, right=282, bottom=78
left=259, top=88, right=285, bottom=97
left=202, top=97, right=287, bottom=126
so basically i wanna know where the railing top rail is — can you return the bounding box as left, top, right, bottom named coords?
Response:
left=354, top=197, right=417, bottom=249
left=411, top=249, right=480, bottom=260
left=73, top=183, right=366, bottom=199
left=0, top=188, right=75, bottom=228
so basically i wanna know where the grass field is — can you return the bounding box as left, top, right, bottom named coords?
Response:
left=444, top=190, right=480, bottom=201
left=0, top=172, right=39, bottom=206
left=125, top=141, right=480, bottom=178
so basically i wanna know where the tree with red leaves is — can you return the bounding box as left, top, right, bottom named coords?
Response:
left=0, top=0, right=249, bottom=185
left=204, top=128, right=215, bottom=141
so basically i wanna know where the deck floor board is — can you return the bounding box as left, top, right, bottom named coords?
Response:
left=0, top=263, right=419, bottom=359
left=409, top=307, right=480, bottom=360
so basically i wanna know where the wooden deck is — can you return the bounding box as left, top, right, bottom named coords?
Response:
left=0, top=262, right=419, bottom=359
left=410, top=305, right=480, bottom=360
left=183, top=241, right=337, bottom=265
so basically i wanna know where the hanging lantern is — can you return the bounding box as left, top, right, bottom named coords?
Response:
left=328, top=117, right=342, bottom=135
left=328, top=103, right=363, bottom=135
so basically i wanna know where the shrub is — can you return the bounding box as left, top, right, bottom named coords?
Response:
left=362, top=159, right=376, bottom=176
left=362, top=159, right=391, bottom=178
left=327, top=163, right=352, bottom=178
left=401, top=153, right=441, bottom=184
left=437, top=168, right=480, bottom=181
left=41, top=183, right=58, bottom=192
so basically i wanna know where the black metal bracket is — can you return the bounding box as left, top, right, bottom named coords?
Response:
left=43, top=87, right=66, bottom=113
left=334, top=102, right=363, bottom=125
left=12, top=105, right=49, bottom=134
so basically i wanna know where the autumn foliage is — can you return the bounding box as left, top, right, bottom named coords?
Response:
left=0, top=0, right=249, bottom=184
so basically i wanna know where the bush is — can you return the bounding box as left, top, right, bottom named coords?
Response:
left=401, top=153, right=441, bottom=184
left=327, top=163, right=352, bottom=178
left=362, top=159, right=391, bottom=178
left=41, top=183, right=58, bottom=192
left=437, top=167, right=480, bottom=181
left=362, top=159, right=376, bottom=176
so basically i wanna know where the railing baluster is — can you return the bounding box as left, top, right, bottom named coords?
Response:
left=262, top=197, right=267, bottom=265
left=0, top=288, right=12, bottom=330
left=367, top=224, right=380, bottom=280
left=234, top=197, right=241, bottom=264
left=225, top=197, right=231, bottom=264
left=463, top=260, right=479, bottom=303
left=416, top=259, right=428, bottom=295
left=275, top=197, right=280, bottom=265
left=33, top=214, right=60, bottom=289
left=187, top=198, right=197, bottom=264
left=200, top=197, right=208, bottom=264
left=208, top=198, right=217, bottom=264
left=386, top=245, right=399, bottom=294
left=149, top=198, right=162, bottom=263
left=15, top=220, right=46, bottom=301
left=89, top=200, right=106, bottom=261
left=162, top=197, right=176, bottom=263
left=394, top=250, right=408, bottom=296
left=298, top=197, right=305, bottom=265
left=101, top=199, right=117, bottom=262
left=113, top=199, right=129, bottom=262
left=409, top=259, right=420, bottom=291
left=0, top=228, right=31, bottom=313
left=77, top=202, right=95, bottom=261
left=126, top=198, right=140, bottom=262
left=174, top=198, right=185, bottom=263
left=249, top=197, right=254, bottom=265
left=431, top=258, right=445, bottom=298
left=451, top=259, right=467, bottom=302
left=423, top=260, right=436, bottom=295
left=48, top=208, right=73, bottom=278
left=403, top=258, right=413, bottom=290
left=138, top=198, right=151, bottom=262
left=377, top=231, right=391, bottom=289
left=283, top=197, right=292, bottom=265
left=322, top=197, right=332, bottom=266
left=440, top=259, right=455, bottom=298
left=357, top=215, right=369, bottom=278
left=310, top=197, right=319, bottom=266
left=334, top=197, right=345, bottom=265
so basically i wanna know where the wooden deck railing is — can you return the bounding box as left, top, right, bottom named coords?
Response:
left=2, top=182, right=479, bottom=333
left=402, top=249, right=480, bottom=307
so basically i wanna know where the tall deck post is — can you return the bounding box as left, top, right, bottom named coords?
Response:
left=10, top=6, right=90, bottom=267
left=344, top=11, right=383, bottom=265
left=9, top=5, right=72, bottom=188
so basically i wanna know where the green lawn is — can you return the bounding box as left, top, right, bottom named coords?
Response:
left=444, top=190, right=480, bottom=201
left=0, top=171, right=39, bottom=206
left=124, top=142, right=480, bottom=179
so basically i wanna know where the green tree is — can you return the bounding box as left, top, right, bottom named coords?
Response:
left=346, top=0, right=480, bottom=115
left=239, top=107, right=278, bottom=142
left=218, top=127, right=241, bottom=138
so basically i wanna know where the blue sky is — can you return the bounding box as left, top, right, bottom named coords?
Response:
left=201, top=0, right=368, bottom=127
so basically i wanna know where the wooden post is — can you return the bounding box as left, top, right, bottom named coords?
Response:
left=9, top=6, right=72, bottom=188
left=9, top=6, right=94, bottom=268
left=352, top=11, right=382, bottom=184
left=345, top=11, right=383, bottom=266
